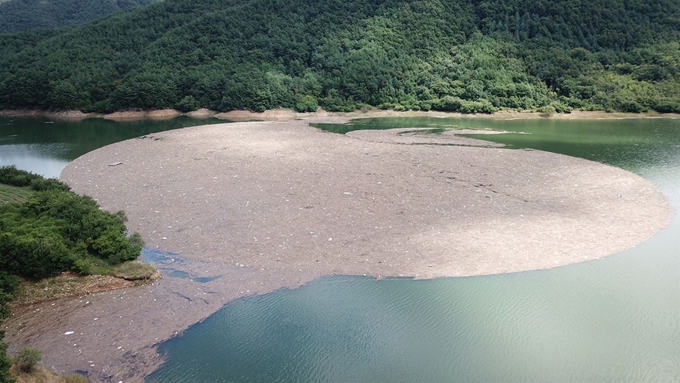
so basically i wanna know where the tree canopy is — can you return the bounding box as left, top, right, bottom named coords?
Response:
left=0, top=0, right=678, bottom=114
left=0, top=166, right=143, bottom=279
left=0, top=0, right=157, bottom=33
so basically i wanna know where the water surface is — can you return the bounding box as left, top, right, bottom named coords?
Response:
left=1, top=116, right=678, bottom=382
left=147, top=117, right=680, bottom=383
left=0, top=116, right=220, bottom=178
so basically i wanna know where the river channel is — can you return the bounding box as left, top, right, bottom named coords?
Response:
left=1, top=116, right=678, bottom=382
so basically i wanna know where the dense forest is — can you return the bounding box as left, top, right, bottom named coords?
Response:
left=0, top=0, right=678, bottom=114
left=0, top=166, right=145, bottom=382
left=0, top=0, right=157, bottom=33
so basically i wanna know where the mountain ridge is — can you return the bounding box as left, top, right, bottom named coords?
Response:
left=0, top=0, right=678, bottom=114
left=0, top=0, right=158, bottom=33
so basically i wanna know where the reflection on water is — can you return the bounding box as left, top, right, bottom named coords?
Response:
left=0, top=144, right=71, bottom=178
left=148, top=117, right=680, bottom=383
left=0, top=116, right=221, bottom=178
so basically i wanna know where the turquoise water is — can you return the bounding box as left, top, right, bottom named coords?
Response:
left=147, top=118, right=680, bottom=382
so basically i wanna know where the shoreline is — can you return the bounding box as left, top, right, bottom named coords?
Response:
left=9, top=272, right=160, bottom=315
left=3, top=117, right=673, bottom=382
left=1, top=107, right=679, bottom=122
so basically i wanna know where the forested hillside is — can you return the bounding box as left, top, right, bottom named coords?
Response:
left=0, top=0, right=678, bottom=114
left=0, top=0, right=157, bottom=33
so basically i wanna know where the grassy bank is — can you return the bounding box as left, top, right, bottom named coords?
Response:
left=0, top=185, right=32, bottom=205
left=0, top=166, right=158, bottom=382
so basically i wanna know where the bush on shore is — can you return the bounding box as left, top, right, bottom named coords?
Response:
left=14, top=348, right=41, bottom=373
left=0, top=166, right=145, bottom=382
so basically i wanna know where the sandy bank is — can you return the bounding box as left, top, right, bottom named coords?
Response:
left=214, top=108, right=680, bottom=121
left=1, top=107, right=679, bottom=122
left=4, top=117, right=672, bottom=382
left=102, top=109, right=182, bottom=121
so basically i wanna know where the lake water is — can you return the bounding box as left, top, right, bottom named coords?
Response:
left=0, top=116, right=219, bottom=178
left=1, top=116, right=678, bottom=382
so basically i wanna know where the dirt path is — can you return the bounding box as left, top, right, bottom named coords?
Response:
left=4, top=117, right=672, bottom=382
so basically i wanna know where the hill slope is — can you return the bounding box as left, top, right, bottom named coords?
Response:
left=0, top=0, right=678, bottom=114
left=0, top=0, right=157, bottom=33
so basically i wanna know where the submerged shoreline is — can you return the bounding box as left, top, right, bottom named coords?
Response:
left=3, top=117, right=673, bottom=382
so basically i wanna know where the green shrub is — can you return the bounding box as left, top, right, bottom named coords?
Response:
left=356, top=103, right=372, bottom=112
left=0, top=166, right=69, bottom=192
left=175, top=96, right=200, bottom=113
left=0, top=335, right=12, bottom=383
left=652, top=99, right=680, bottom=113
left=418, top=101, right=432, bottom=111
left=538, top=105, right=556, bottom=116
left=0, top=233, right=74, bottom=279
left=29, top=177, right=70, bottom=192
left=0, top=169, right=144, bottom=279
left=551, top=101, right=573, bottom=113
left=15, top=348, right=41, bottom=373
left=433, top=96, right=463, bottom=112
left=618, top=99, right=644, bottom=113
left=399, top=97, right=420, bottom=111
left=459, top=99, right=497, bottom=114
left=0, top=166, right=35, bottom=188
left=294, top=95, right=319, bottom=113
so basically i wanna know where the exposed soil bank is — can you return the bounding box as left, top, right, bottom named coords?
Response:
left=10, top=272, right=159, bottom=314
left=4, top=117, right=672, bottom=382
left=1, top=107, right=679, bottom=121
left=212, top=108, right=680, bottom=121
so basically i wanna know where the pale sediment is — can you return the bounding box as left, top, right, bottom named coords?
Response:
left=103, top=109, right=182, bottom=121
left=1, top=107, right=679, bottom=122
left=4, top=117, right=672, bottom=382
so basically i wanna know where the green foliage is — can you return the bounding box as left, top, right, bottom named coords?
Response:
left=0, top=166, right=70, bottom=192
left=0, top=272, right=16, bottom=382
left=0, top=0, right=678, bottom=114
left=0, top=273, right=18, bottom=320
left=0, top=168, right=140, bottom=381
left=0, top=168, right=144, bottom=279
left=0, top=333, right=13, bottom=383
left=0, top=0, right=157, bottom=33
left=0, top=169, right=144, bottom=380
left=538, top=105, right=556, bottom=116
left=0, top=184, right=33, bottom=205
left=295, top=95, right=319, bottom=113
left=175, top=96, right=200, bottom=113
left=14, top=348, right=41, bottom=373
left=432, top=96, right=497, bottom=114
